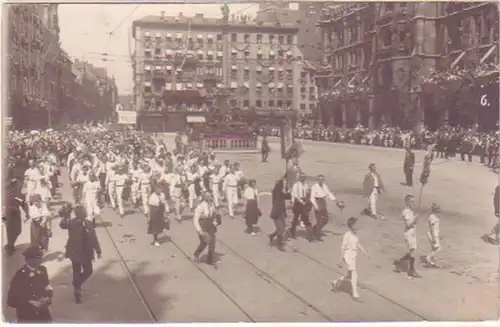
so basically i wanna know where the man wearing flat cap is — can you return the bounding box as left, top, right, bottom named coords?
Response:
left=7, top=246, right=53, bottom=322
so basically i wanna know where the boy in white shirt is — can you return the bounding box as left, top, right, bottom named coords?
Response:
left=425, top=203, right=441, bottom=267
left=331, top=217, right=368, bottom=300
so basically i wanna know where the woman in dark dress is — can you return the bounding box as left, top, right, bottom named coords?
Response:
left=269, top=175, right=291, bottom=250
left=147, top=186, right=168, bottom=247
left=3, top=179, right=27, bottom=256
left=244, top=179, right=261, bottom=235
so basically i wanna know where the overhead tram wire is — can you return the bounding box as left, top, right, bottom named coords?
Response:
left=104, top=4, right=141, bottom=57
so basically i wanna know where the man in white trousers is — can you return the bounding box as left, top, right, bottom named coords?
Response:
left=362, top=163, right=385, bottom=220
left=223, top=165, right=239, bottom=219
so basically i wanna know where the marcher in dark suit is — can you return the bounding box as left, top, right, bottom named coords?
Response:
left=269, top=175, right=291, bottom=250
left=261, top=136, right=270, bottom=162
left=7, top=246, right=53, bottom=323
left=486, top=185, right=500, bottom=244
left=60, top=205, right=102, bottom=303
left=403, top=147, right=415, bottom=186
left=3, top=179, right=28, bottom=256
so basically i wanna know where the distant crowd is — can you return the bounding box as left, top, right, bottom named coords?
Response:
left=266, top=124, right=500, bottom=169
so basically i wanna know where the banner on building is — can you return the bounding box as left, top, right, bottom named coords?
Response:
left=117, top=111, right=137, bottom=125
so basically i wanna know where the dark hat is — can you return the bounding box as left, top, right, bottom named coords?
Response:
left=347, top=216, right=358, bottom=228
left=23, top=246, right=43, bottom=259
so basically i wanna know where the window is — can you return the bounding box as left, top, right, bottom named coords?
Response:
left=300, top=103, right=306, bottom=110
left=217, top=34, right=222, bottom=41
left=257, top=53, right=263, bottom=60
left=244, top=34, right=250, bottom=42
left=257, top=34, right=262, bottom=43
left=244, top=51, right=250, bottom=58
left=269, top=100, right=274, bottom=107
left=244, top=71, right=249, bottom=79
left=278, top=50, right=284, bottom=57
left=300, top=87, right=306, bottom=93
left=243, top=100, right=249, bottom=107
left=256, top=100, right=262, bottom=107
left=144, top=50, right=152, bottom=59
left=286, top=100, right=292, bottom=107
left=231, top=33, right=237, bottom=42
left=301, top=72, right=307, bottom=79
left=231, top=70, right=237, bottom=79
left=277, top=100, right=283, bottom=107
left=207, top=53, right=213, bottom=61
left=287, top=35, right=293, bottom=44
left=230, top=99, right=237, bottom=106
left=154, top=48, right=161, bottom=57
left=278, top=35, right=284, bottom=44
left=198, top=53, right=203, bottom=60
left=269, top=34, right=274, bottom=43
left=256, top=70, right=262, bottom=77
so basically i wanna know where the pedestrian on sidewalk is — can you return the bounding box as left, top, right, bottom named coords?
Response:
left=148, top=185, right=169, bottom=247
left=60, top=205, right=102, bottom=304
left=7, top=246, right=53, bottom=322
left=331, top=217, right=369, bottom=301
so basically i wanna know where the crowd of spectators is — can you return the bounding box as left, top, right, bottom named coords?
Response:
left=266, top=124, right=500, bottom=170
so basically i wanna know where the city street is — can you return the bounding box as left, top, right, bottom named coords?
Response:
left=3, top=138, right=498, bottom=322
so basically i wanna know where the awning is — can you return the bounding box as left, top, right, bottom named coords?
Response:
left=231, top=49, right=237, bottom=53
left=207, top=34, right=213, bottom=39
left=197, top=34, right=203, bottom=39
left=277, top=83, right=284, bottom=88
left=165, top=83, right=173, bottom=90
left=270, top=51, right=276, bottom=55
left=154, top=65, right=162, bottom=70
left=197, top=50, right=203, bottom=55
left=176, top=33, right=182, bottom=38
left=155, top=32, right=161, bottom=38
left=187, top=115, right=206, bottom=123
left=288, top=84, right=293, bottom=88
left=197, top=83, right=203, bottom=88
left=256, top=83, right=262, bottom=88
left=269, top=67, right=275, bottom=71
left=144, top=32, right=151, bottom=37
left=286, top=51, right=292, bottom=56
left=256, top=67, right=262, bottom=71
left=186, top=83, right=193, bottom=88
left=186, top=50, right=194, bottom=56
left=176, top=83, right=184, bottom=90
left=244, top=66, right=249, bottom=71
left=166, top=33, right=172, bottom=38
left=207, top=51, right=213, bottom=55
left=176, top=68, right=182, bottom=72
left=144, top=81, right=151, bottom=86
left=257, top=50, right=263, bottom=55
left=230, top=82, right=237, bottom=88
left=165, top=49, right=173, bottom=54
left=278, top=67, right=284, bottom=71
left=269, top=83, right=276, bottom=88
left=243, top=82, right=249, bottom=88
left=217, top=83, right=223, bottom=88
left=145, top=65, right=151, bottom=70
left=166, top=66, right=172, bottom=70
left=231, top=65, right=237, bottom=70
left=175, top=50, right=182, bottom=54
left=217, top=51, right=223, bottom=57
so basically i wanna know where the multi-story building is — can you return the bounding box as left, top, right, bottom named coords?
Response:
left=255, top=2, right=327, bottom=115
left=131, top=11, right=301, bottom=131
left=316, top=2, right=499, bottom=129
left=7, top=4, right=62, bottom=129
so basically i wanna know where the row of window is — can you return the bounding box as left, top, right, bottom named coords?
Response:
left=142, top=48, right=294, bottom=61
left=230, top=99, right=293, bottom=108
left=143, top=31, right=294, bottom=45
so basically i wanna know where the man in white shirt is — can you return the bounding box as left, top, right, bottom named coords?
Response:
left=138, top=165, right=153, bottom=216
left=113, top=166, right=129, bottom=218
left=394, top=194, right=420, bottom=278
left=168, top=167, right=185, bottom=221
left=425, top=203, right=441, bottom=267
left=129, top=161, right=142, bottom=207
left=310, top=174, right=340, bottom=241
left=233, top=162, right=245, bottom=202
left=23, top=160, right=41, bottom=201
left=210, top=164, right=223, bottom=208
left=362, top=164, right=385, bottom=219
left=73, top=164, right=90, bottom=205
left=223, top=165, right=239, bottom=219
left=192, top=192, right=220, bottom=266
left=289, top=173, right=313, bottom=239
left=82, top=173, right=101, bottom=222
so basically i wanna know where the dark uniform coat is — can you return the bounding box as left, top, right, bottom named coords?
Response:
left=60, top=218, right=102, bottom=263
left=7, top=264, right=53, bottom=322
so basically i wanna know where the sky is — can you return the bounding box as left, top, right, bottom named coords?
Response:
left=58, top=4, right=263, bottom=96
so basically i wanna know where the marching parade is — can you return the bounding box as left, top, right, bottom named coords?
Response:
left=4, top=1, right=499, bottom=323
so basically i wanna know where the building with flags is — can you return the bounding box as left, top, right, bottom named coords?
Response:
left=131, top=10, right=305, bottom=123
left=316, top=2, right=499, bottom=130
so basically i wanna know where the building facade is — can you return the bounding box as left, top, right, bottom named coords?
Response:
left=316, top=2, right=499, bottom=128
left=7, top=4, right=62, bottom=129
left=131, top=11, right=304, bottom=118
left=6, top=4, right=118, bottom=129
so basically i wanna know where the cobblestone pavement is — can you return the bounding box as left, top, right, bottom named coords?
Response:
left=3, top=138, right=498, bottom=322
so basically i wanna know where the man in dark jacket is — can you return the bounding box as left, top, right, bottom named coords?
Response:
left=485, top=185, right=500, bottom=244
left=7, top=246, right=53, bottom=322
left=261, top=135, right=270, bottom=162
left=60, top=205, right=102, bottom=303
left=403, top=147, right=415, bottom=186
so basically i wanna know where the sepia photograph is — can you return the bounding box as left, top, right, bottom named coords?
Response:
left=2, top=0, right=499, bottom=323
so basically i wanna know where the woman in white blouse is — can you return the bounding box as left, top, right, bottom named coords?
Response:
left=243, top=179, right=261, bottom=236
left=147, top=186, right=169, bottom=247
left=27, top=194, right=51, bottom=251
